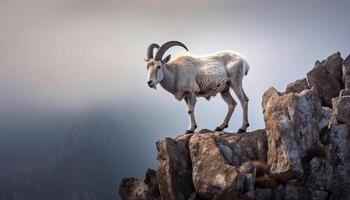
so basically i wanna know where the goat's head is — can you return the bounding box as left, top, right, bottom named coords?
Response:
left=145, top=41, right=188, bottom=89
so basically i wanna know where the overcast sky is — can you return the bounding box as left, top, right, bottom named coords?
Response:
left=1, top=0, right=350, bottom=134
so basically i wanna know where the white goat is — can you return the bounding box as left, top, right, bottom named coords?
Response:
left=145, top=41, right=250, bottom=134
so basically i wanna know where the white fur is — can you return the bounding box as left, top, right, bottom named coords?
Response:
left=146, top=50, right=250, bottom=132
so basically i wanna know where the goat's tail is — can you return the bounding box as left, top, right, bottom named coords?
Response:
left=242, top=60, right=250, bottom=76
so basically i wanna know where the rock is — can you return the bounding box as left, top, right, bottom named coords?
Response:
left=119, top=169, right=160, bottom=200
left=220, top=129, right=268, bottom=164
left=291, top=88, right=323, bottom=156
left=343, top=54, right=350, bottom=90
left=262, top=87, right=303, bottom=180
left=318, top=106, right=332, bottom=130
left=285, top=78, right=309, bottom=94
left=262, top=86, right=327, bottom=182
left=144, top=169, right=158, bottom=193
left=156, top=136, right=195, bottom=200
left=322, top=52, right=344, bottom=84
left=305, top=157, right=334, bottom=191
left=274, top=183, right=329, bottom=200
left=327, top=122, right=350, bottom=185
left=254, top=188, right=272, bottom=200
left=307, top=52, right=344, bottom=107
left=340, top=89, right=350, bottom=96
left=189, top=133, right=245, bottom=199
left=332, top=96, right=350, bottom=125
left=239, top=161, right=256, bottom=199
left=119, top=52, right=350, bottom=200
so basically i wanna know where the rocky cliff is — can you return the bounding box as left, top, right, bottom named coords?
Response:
left=119, top=52, right=350, bottom=200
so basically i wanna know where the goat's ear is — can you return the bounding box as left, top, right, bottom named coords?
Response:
left=162, top=55, right=171, bottom=63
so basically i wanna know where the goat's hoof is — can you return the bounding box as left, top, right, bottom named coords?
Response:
left=237, top=128, right=246, bottom=134
left=215, top=127, right=223, bottom=131
left=185, top=130, right=194, bottom=134
left=214, top=124, right=228, bottom=131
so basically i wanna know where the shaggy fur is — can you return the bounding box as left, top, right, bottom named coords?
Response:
left=146, top=50, right=250, bottom=132
left=165, top=52, right=249, bottom=100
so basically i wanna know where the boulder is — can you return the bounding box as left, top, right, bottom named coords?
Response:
left=156, top=135, right=195, bottom=200
left=305, top=157, right=334, bottom=191
left=307, top=52, right=344, bottom=107
left=119, top=169, right=160, bottom=200
left=318, top=106, right=332, bottom=130
left=239, top=161, right=256, bottom=199
left=262, top=87, right=303, bottom=180
left=219, top=129, right=268, bottom=164
left=340, top=89, right=350, bottom=96
left=262, top=86, right=327, bottom=181
left=332, top=96, right=350, bottom=125
left=189, top=133, right=245, bottom=199
left=285, top=78, right=309, bottom=94
left=342, top=54, right=350, bottom=90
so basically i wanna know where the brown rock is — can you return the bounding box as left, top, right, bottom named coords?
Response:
left=156, top=136, right=195, bottom=200
left=189, top=133, right=245, bottom=199
left=340, top=89, right=350, bottom=96
left=343, top=54, right=350, bottom=89
left=285, top=78, right=309, bottom=94
left=119, top=169, right=160, bottom=200
left=332, top=96, right=350, bottom=125
left=220, top=129, right=268, bottom=164
left=240, top=161, right=256, bottom=199
left=144, top=169, right=158, bottom=192
left=307, top=52, right=344, bottom=107
left=323, top=52, right=343, bottom=83
left=262, top=87, right=303, bottom=180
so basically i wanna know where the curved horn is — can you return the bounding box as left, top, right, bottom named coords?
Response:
left=155, top=41, right=188, bottom=61
left=147, top=43, right=160, bottom=60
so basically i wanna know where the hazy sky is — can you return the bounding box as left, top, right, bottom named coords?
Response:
left=1, top=0, right=350, bottom=153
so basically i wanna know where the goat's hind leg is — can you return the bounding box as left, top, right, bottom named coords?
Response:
left=232, top=81, right=249, bottom=133
left=215, top=89, right=237, bottom=131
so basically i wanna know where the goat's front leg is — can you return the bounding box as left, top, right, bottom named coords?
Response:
left=184, top=93, right=197, bottom=134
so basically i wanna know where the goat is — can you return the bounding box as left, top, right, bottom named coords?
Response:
left=145, top=41, right=250, bottom=134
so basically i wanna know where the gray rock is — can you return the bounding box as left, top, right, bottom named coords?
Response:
left=332, top=96, right=350, bottom=125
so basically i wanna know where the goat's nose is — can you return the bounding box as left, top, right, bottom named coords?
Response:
left=147, top=80, right=153, bottom=85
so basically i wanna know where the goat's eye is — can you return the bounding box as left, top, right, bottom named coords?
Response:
left=157, top=66, right=161, bottom=69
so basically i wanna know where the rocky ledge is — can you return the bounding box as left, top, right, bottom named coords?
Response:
left=119, top=52, right=350, bottom=200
